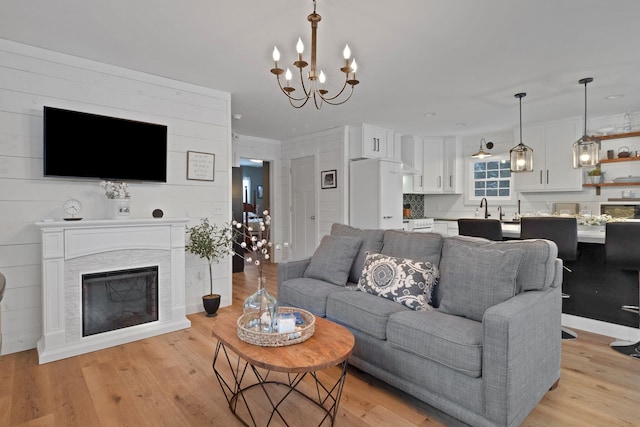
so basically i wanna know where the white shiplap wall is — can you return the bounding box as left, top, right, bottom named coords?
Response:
left=281, top=127, right=349, bottom=259
left=0, top=39, right=232, bottom=355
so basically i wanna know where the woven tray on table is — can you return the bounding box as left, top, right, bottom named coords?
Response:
left=237, top=307, right=315, bottom=347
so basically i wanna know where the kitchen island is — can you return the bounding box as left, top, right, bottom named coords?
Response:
left=434, top=219, right=638, bottom=339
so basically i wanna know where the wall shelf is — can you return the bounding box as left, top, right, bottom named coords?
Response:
left=584, top=182, right=640, bottom=195
left=599, top=156, right=640, bottom=164
left=595, top=131, right=640, bottom=140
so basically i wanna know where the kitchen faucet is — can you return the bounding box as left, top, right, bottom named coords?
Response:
left=498, top=205, right=505, bottom=221
left=480, top=198, right=490, bottom=219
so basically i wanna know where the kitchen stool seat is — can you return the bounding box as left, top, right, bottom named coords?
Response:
left=457, top=219, right=503, bottom=241
left=605, top=222, right=640, bottom=358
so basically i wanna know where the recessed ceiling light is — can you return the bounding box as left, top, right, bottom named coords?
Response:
left=605, top=94, right=624, bottom=100
left=232, top=113, right=242, bottom=120
left=455, top=122, right=467, bottom=127
left=424, top=112, right=436, bottom=117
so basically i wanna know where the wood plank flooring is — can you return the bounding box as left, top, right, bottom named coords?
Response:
left=1, top=262, right=639, bottom=426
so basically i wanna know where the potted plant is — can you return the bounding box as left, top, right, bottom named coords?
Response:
left=587, top=167, right=604, bottom=184
left=186, top=218, right=234, bottom=316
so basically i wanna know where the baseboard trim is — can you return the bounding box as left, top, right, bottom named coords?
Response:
left=562, top=314, right=639, bottom=341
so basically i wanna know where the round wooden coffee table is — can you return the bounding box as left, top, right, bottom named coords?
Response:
left=211, top=308, right=355, bottom=427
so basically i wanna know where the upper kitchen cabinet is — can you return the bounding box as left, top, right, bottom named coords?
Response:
left=421, top=137, right=445, bottom=193
left=402, top=136, right=463, bottom=194
left=443, top=136, right=463, bottom=193
left=349, top=124, right=395, bottom=160
left=401, top=135, right=424, bottom=192
left=514, top=119, right=583, bottom=192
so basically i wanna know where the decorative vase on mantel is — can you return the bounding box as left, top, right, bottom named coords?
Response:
left=243, top=276, right=278, bottom=333
left=109, top=198, right=131, bottom=220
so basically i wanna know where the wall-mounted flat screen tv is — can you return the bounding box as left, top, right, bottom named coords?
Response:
left=43, top=106, right=168, bottom=182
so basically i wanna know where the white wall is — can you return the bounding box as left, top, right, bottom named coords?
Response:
left=0, top=40, right=232, bottom=355
left=281, top=127, right=349, bottom=259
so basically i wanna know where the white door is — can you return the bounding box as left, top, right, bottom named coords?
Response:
left=291, top=156, right=316, bottom=259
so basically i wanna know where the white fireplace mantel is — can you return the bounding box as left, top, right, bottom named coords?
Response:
left=36, top=218, right=191, bottom=364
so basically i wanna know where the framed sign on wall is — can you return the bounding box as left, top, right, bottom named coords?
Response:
left=187, top=151, right=215, bottom=181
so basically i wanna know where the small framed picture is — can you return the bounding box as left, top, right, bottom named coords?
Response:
left=321, top=169, right=337, bottom=189
left=187, top=151, right=215, bottom=181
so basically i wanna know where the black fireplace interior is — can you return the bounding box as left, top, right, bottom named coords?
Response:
left=82, top=266, right=159, bottom=337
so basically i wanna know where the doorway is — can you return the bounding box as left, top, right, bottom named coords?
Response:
left=232, top=158, right=271, bottom=272
left=291, top=156, right=317, bottom=259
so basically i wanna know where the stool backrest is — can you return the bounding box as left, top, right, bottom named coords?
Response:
left=605, top=222, right=640, bottom=271
left=457, top=219, right=503, bottom=241
left=520, top=217, right=578, bottom=261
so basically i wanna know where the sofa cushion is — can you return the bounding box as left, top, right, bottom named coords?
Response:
left=326, top=290, right=409, bottom=340
left=357, top=252, right=438, bottom=311
left=442, top=236, right=558, bottom=292
left=387, top=310, right=483, bottom=378
left=380, top=230, right=443, bottom=265
left=438, top=243, right=524, bottom=322
left=303, top=235, right=363, bottom=286
left=331, top=223, right=385, bottom=284
left=278, top=277, right=342, bottom=317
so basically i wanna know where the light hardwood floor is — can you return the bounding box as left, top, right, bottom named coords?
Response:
left=1, top=262, right=639, bottom=426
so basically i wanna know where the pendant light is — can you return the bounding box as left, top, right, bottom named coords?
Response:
left=510, top=93, right=534, bottom=172
left=471, top=138, right=494, bottom=158
left=572, top=78, right=600, bottom=168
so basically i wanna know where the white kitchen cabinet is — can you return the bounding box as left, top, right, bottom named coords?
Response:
left=514, top=119, right=583, bottom=192
left=443, top=136, right=463, bottom=193
left=349, top=124, right=394, bottom=160
left=422, top=137, right=445, bottom=193
left=350, top=158, right=403, bottom=229
left=401, top=135, right=424, bottom=192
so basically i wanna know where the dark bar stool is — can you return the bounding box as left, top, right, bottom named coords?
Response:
left=457, top=219, right=503, bottom=241
left=520, top=217, right=578, bottom=340
left=605, top=222, right=640, bottom=358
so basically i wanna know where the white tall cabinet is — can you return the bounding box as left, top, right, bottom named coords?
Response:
left=514, top=119, right=583, bottom=192
left=350, top=158, right=403, bottom=229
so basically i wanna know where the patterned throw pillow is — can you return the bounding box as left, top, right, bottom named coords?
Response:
left=358, top=252, right=438, bottom=311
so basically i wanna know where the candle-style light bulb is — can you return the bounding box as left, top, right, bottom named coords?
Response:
left=343, top=44, right=351, bottom=60
left=296, top=38, right=304, bottom=54
left=319, top=70, right=326, bottom=84
left=285, top=68, right=292, bottom=83
left=351, top=59, right=358, bottom=73
left=272, top=46, right=280, bottom=62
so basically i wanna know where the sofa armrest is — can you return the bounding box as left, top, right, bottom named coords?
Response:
left=482, top=286, right=562, bottom=426
left=277, top=258, right=311, bottom=290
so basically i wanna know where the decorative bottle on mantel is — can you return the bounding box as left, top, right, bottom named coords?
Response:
left=243, top=276, right=278, bottom=332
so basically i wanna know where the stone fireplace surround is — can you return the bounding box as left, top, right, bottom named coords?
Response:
left=36, top=218, right=191, bottom=364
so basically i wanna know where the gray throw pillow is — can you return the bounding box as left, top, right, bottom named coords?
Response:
left=438, top=244, right=524, bottom=322
left=358, top=252, right=438, bottom=311
left=303, top=235, right=363, bottom=286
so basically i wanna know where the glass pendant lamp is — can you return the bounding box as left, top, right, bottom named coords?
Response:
left=572, top=78, right=600, bottom=168
left=510, top=92, right=534, bottom=172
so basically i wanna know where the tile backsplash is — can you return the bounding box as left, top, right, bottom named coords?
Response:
left=403, top=194, right=424, bottom=218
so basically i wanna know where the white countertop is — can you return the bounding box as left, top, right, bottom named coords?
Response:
left=434, top=218, right=606, bottom=244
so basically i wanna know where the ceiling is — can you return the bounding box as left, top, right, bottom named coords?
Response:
left=2, top=0, right=640, bottom=141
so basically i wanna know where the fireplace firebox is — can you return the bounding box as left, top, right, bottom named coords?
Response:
left=82, top=266, right=159, bottom=336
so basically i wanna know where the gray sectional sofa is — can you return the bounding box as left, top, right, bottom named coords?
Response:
left=278, top=223, right=562, bottom=427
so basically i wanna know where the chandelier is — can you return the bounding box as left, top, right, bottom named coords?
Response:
left=270, top=0, right=359, bottom=109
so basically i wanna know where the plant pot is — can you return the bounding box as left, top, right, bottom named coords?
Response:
left=588, top=175, right=603, bottom=185
left=202, top=294, right=221, bottom=317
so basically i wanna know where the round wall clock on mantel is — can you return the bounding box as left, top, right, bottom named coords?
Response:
left=63, top=198, right=83, bottom=221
